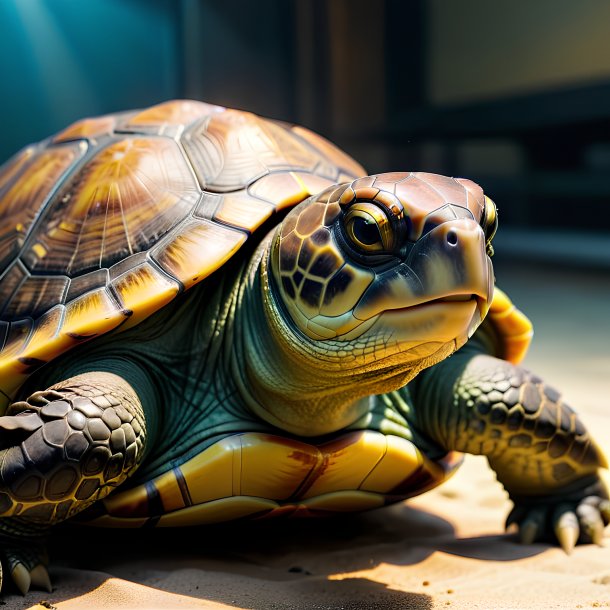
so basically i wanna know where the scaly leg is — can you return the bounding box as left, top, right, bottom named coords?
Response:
left=0, top=372, right=147, bottom=593
left=410, top=339, right=609, bottom=552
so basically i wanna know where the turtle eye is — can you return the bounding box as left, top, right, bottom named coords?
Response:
left=481, top=196, right=498, bottom=245
left=344, top=203, right=393, bottom=253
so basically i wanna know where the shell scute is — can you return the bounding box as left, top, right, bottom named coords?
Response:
left=291, top=125, right=365, bottom=179
left=111, top=263, right=180, bottom=329
left=65, top=269, right=109, bottom=302
left=53, top=116, right=116, bottom=144
left=181, top=109, right=364, bottom=192
left=212, top=191, right=274, bottom=233
left=249, top=172, right=312, bottom=211
left=2, top=275, right=69, bottom=321
left=23, top=137, right=201, bottom=276
left=151, top=219, right=247, bottom=290
left=0, top=143, right=86, bottom=275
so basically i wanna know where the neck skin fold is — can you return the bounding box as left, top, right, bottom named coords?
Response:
left=229, top=234, right=424, bottom=437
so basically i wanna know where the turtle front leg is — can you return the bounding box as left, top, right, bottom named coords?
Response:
left=411, top=347, right=609, bottom=553
left=0, top=372, right=147, bottom=593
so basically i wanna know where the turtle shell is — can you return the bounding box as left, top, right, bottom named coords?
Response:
left=0, top=100, right=365, bottom=411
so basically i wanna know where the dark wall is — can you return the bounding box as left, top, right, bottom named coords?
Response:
left=0, top=0, right=180, bottom=162
left=181, top=0, right=295, bottom=120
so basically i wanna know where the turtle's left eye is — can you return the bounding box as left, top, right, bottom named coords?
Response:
left=481, top=196, right=498, bottom=248
left=344, top=203, right=394, bottom=253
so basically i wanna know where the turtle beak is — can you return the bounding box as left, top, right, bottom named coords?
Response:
left=354, top=218, right=493, bottom=324
left=347, top=217, right=493, bottom=351
left=407, top=217, right=492, bottom=307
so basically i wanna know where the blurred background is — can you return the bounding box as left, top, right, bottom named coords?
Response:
left=1, top=0, right=610, bottom=268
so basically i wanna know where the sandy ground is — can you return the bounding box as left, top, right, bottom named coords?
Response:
left=4, top=262, right=610, bottom=610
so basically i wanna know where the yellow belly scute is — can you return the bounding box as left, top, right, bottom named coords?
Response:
left=94, top=431, right=457, bottom=527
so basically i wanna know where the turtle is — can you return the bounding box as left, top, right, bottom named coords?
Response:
left=0, top=99, right=607, bottom=595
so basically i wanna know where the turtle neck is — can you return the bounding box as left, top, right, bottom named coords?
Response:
left=229, top=233, right=433, bottom=437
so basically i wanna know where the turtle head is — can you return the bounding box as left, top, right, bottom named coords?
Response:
left=266, top=172, right=496, bottom=375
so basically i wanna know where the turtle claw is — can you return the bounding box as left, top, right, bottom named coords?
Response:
left=5, top=559, right=52, bottom=595
left=576, top=502, right=606, bottom=545
left=509, top=480, right=609, bottom=553
left=30, top=564, right=52, bottom=593
left=0, top=533, right=52, bottom=595
left=517, top=506, right=547, bottom=545
left=505, top=505, right=526, bottom=531
left=518, top=519, right=540, bottom=545
left=11, top=562, right=31, bottom=595
left=553, top=510, right=579, bottom=554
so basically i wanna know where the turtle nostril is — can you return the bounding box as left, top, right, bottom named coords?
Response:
left=446, top=230, right=458, bottom=246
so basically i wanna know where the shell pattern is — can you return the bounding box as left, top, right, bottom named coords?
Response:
left=0, top=100, right=365, bottom=409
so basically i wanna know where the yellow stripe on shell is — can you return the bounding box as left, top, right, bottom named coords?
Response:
left=83, top=515, right=149, bottom=528
left=238, top=434, right=321, bottom=499
left=248, top=172, right=311, bottom=211
left=103, top=484, right=149, bottom=517
left=151, top=472, right=184, bottom=514
left=359, top=434, right=423, bottom=493
left=173, top=433, right=322, bottom=504
left=111, top=263, right=180, bottom=330
left=0, top=289, right=128, bottom=405
left=175, top=438, right=234, bottom=504
left=53, top=116, right=115, bottom=143
left=302, top=431, right=419, bottom=498
left=152, top=219, right=247, bottom=290
left=61, top=288, right=129, bottom=338
left=16, top=306, right=64, bottom=361
left=0, top=319, right=33, bottom=412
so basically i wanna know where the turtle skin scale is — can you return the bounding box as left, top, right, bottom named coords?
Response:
left=0, top=100, right=607, bottom=595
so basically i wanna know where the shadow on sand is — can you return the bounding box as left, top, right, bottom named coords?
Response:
left=0, top=502, right=549, bottom=609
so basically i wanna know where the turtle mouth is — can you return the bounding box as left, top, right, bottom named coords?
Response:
left=384, top=293, right=478, bottom=314
left=433, top=293, right=475, bottom=303
left=374, top=293, right=486, bottom=341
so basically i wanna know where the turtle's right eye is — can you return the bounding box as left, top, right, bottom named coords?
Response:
left=344, top=203, right=393, bottom=253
